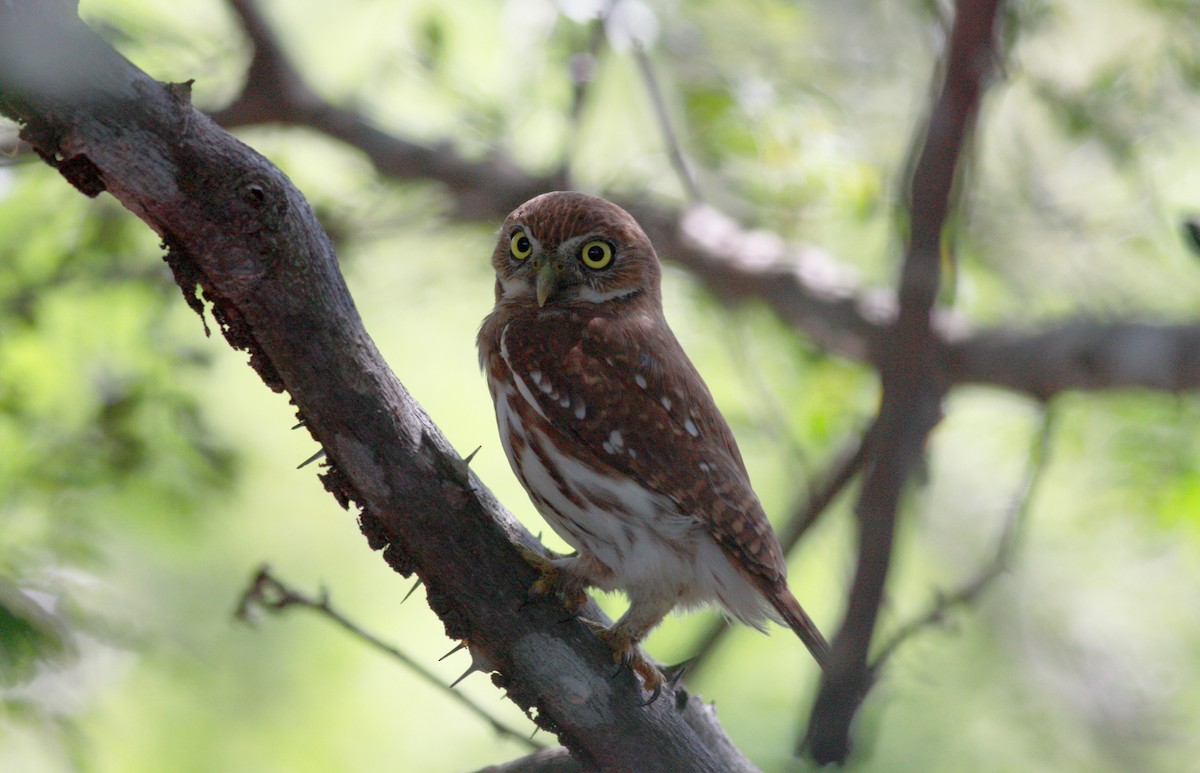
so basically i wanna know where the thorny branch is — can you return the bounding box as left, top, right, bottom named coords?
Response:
left=4, top=0, right=1199, bottom=768
left=235, top=565, right=543, bottom=752
left=0, top=3, right=756, bottom=770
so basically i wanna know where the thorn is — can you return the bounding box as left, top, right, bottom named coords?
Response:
left=297, top=448, right=326, bottom=469
left=529, top=726, right=540, bottom=741
left=440, top=641, right=468, bottom=661
left=164, top=79, right=194, bottom=107
left=292, top=420, right=306, bottom=430
left=402, top=578, right=423, bottom=603
left=449, top=445, right=483, bottom=486
left=449, top=643, right=492, bottom=690
left=449, top=663, right=481, bottom=689
left=663, top=658, right=694, bottom=687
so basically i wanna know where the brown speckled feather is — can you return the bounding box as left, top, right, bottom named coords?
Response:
left=487, top=299, right=788, bottom=587
left=478, top=191, right=828, bottom=668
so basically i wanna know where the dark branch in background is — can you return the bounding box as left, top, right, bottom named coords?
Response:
left=872, top=406, right=1056, bottom=667
left=0, top=4, right=757, bottom=771
left=235, top=565, right=542, bottom=752
left=6, top=0, right=1200, bottom=767
left=211, top=0, right=563, bottom=219
left=803, top=1, right=1003, bottom=763
left=204, top=0, right=1200, bottom=400
left=947, top=322, right=1200, bottom=398
left=776, top=428, right=874, bottom=552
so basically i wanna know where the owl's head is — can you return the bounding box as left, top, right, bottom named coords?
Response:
left=491, top=191, right=662, bottom=309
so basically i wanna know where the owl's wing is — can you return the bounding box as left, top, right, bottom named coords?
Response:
left=501, top=309, right=789, bottom=587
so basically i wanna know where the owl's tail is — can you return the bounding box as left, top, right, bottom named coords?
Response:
left=773, top=586, right=831, bottom=669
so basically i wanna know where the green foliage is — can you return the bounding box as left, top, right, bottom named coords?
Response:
left=0, top=164, right=238, bottom=768
left=0, top=582, right=72, bottom=686
left=3, top=0, right=1200, bottom=771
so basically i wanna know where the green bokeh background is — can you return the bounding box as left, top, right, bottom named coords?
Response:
left=3, top=0, right=1200, bottom=771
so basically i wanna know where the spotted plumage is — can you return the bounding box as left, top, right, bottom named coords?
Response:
left=477, top=191, right=828, bottom=689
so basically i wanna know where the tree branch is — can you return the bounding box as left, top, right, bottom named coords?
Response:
left=632, top=42, right=702, bottom=204
left=871, top=406, right=1056, bottom=668
left=234, top=565, right=543, bottom=751
left=0, top=3, right=758, bottom=770
left=470, top=748, right=583, bottom=773
left=205, top=0, right=1200, bottom=402
left=212, top=0, right=564, bottom=220
left=947, top=321, right=1200, bottom=398
left=803, top=1, right=1003, bottom=763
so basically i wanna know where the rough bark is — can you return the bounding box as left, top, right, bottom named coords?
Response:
left=5, top=0, right=1199, bottom=769
left=0, top=2, right=758, bottom=771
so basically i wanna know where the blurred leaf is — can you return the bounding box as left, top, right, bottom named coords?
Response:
left=0, top=582, right=72, bottom=686
left=1183, top=219, right=1200, bottom=257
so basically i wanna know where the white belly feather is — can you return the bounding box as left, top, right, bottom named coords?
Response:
left=489, top=368, right=774, bottom=630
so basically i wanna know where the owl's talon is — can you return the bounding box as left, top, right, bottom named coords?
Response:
left=558, top=608, right=589, bottom=624
left=516, top=545, right=589, bottom=614
left=515, top=544, right=556, bottom=579
left=629, top=652, right=665, bottom=697
left=638, top=682, right=663, bottom=708
left=583, top=621, right=666, bottom=697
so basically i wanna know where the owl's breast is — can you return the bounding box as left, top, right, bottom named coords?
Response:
left=484, top=320, right=698, bottom=580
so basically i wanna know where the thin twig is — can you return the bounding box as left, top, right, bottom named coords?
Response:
left=871, top=405, right=1057, bottom=668
left=234, top=565, right=543, bottom=751
left=632, top=43, right=703, bottom=204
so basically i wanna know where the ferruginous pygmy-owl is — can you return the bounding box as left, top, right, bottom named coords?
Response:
left=477, top=191, right=829, bottom=693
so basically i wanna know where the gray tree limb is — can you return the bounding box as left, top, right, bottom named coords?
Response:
left=0, top=2, right=760, bottom=770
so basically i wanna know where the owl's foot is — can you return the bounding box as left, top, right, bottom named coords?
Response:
left=581, top=620, right=665, bottom=703
left=516, top=545, right=589, bottom=615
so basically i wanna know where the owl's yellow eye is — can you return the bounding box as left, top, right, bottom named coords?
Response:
left=510, top=231, right=533, bottom=260
left=580, top=240, right=613, bottom=270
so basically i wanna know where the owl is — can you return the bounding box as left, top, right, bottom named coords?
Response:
left=477, top=191, right=828, bottom=694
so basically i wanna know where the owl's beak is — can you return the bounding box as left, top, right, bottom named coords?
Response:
left=535, top=258, right=560, bottom=307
